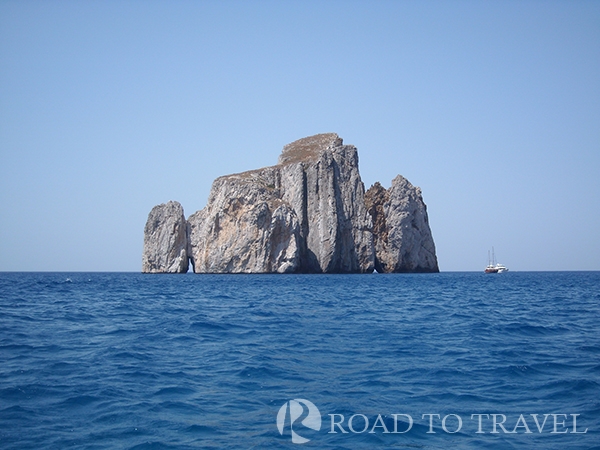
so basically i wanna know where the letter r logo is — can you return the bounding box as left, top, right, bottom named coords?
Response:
left=277, top=399, right=322, bottom=444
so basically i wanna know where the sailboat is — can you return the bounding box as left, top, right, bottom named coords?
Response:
left=485, top=247, right=508, bottom=273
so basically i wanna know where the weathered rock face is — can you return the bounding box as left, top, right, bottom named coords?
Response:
left=365, top=175, right=439, bottom=273
left=187, top=133, right=374, bottom=273
left=142, top=133, right=439, bottom=273
left=142, top=201, right=189, bottom=273
left=276, top=134, right=374, bottom=273
left=187, top=167, right=301, bottom=273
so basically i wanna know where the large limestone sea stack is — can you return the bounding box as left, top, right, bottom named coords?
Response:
left=142, top=133, right=439, bottom=273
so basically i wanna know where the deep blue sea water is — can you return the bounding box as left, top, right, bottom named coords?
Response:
left=1, top=272, right=599, bottom=449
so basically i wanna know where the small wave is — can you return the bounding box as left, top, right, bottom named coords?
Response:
left=47, top=361, right=77, bottom=373
left=153, top=386, right=195, bottom=397
left=236, top=365, right=284, bottom=380
left=0, top=404, right=38, bottom=420
left=148, top=400, right=201, bottom=416
left=0, top=343, right=35, bottom=351
left=60, top=394, right=101, bottom=407
left=189, top=320, right=227, bottom=331
left=183, top=424, right=224, bottom=435
left=358, top=379, right=391, bottom=388
left=579, top=345, right=600, bottom=354
left=128, top=442, right=178, bottom=450
left=538, top=378, right=600, bottom=401
left=498, top=322, right=570, bottom=336
left=110, top=351, right=152, bottom=361
left=0, top=387, right=30, bottom=400
left=505, top=364, right=542, bottom=377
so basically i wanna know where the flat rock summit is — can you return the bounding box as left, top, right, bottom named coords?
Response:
left=142, top=133, right=439, bottom=273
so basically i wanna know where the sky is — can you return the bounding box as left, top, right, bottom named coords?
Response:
left=1, top=0, right=599, bottom=272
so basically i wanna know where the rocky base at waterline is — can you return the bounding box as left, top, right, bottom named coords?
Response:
left=142, top=201, right=189, bottom=273
left=365, top=176, right=438, bottom=273
left=142, top=133, right=439, bottom=274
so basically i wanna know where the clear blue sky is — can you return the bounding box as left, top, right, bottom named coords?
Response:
left=1, top=0, right=599, bottom=272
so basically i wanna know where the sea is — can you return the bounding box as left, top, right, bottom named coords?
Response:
left=1, top=271, right=599, bottom=449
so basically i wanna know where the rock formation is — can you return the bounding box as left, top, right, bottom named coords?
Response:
left=187, top=166, right=302, bottom=274
left=187, top=133, right=374, bottom=273
left=142, top=201, right=189, bottom=273
left=142, top=133, right=439, bottom=273
left=365, top=176, right=438, bottom=273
